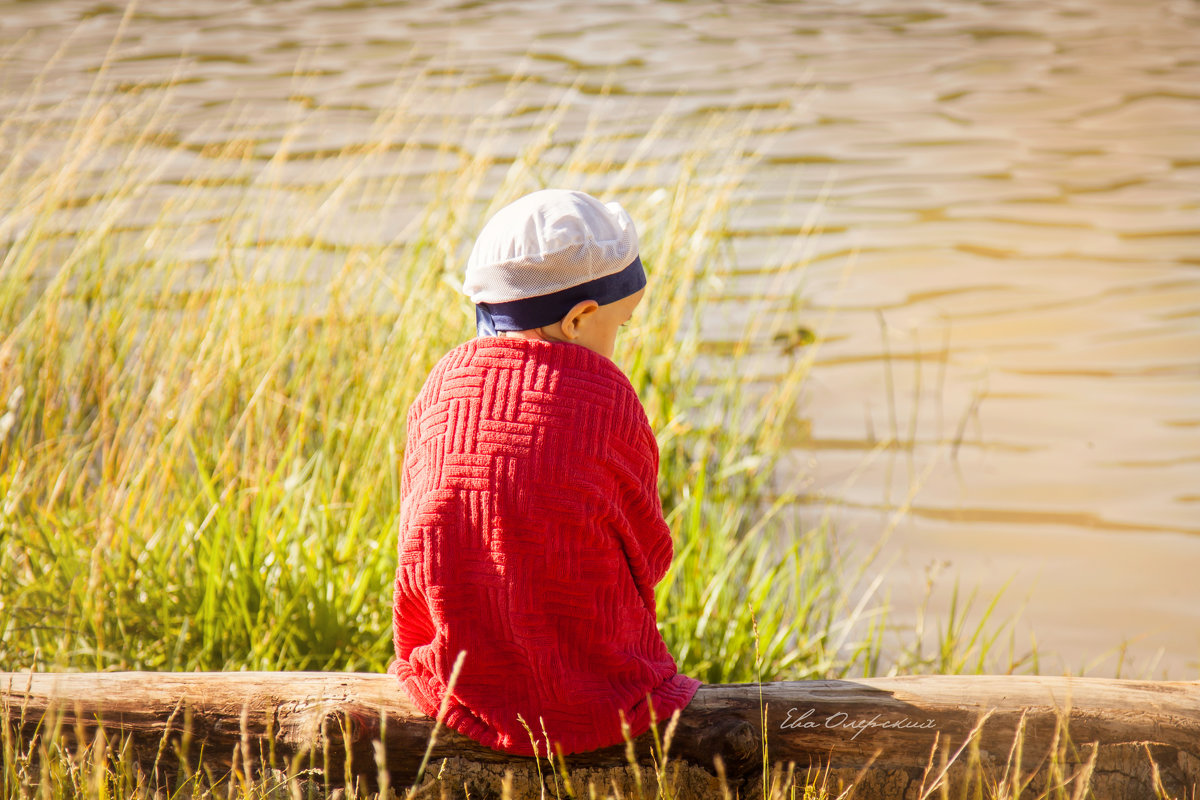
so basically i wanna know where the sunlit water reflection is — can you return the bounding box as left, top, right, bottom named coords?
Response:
left=3, top=0, right=1197, bottom=677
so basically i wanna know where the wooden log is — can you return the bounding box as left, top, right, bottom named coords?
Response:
left=3, top=672, right=1198, bottom=799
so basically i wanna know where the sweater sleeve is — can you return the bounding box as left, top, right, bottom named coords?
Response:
left=392, top=394, right=436, bottom=666
left=607, top=400, right=674, bottom=613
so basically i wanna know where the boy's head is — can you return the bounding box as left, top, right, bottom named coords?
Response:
left=462, top=189, right=646, bottom=360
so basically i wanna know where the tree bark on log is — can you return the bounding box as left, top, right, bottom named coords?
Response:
left=3, top=672, right=1197, bottom=799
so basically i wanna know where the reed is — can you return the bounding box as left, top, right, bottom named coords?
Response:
left=1, top=57, right=1038, bottom=799
left=0, top=63, right=890, bottom=679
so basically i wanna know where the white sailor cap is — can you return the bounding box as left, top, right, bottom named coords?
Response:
left=463, top=189, right=645, bottom=335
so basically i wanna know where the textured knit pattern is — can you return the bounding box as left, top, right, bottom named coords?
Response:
left=389, top=336, right=701, bottom=756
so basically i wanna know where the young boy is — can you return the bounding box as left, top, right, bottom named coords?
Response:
left=388, top=189, right=701, bottom=757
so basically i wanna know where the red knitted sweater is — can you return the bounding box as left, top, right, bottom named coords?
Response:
left=388, top=336, right=701, bottom=756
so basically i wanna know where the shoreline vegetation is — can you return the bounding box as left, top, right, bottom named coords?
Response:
left=0, top=45, right=1171, bottom=800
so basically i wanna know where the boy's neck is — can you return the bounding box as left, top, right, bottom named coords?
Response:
left=494, top=328, right=561, bottom=344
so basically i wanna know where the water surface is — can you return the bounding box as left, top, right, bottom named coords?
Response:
left=3, top=0, right=1198, bottom=677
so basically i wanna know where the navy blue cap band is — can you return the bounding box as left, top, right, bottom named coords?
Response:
left=475, top=255, right=645, bottom=336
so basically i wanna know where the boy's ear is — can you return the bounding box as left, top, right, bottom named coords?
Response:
left=559, top=299, right=600, bottom=339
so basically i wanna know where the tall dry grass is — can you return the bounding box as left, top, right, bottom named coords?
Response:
left=0, top=43, right=1042, bottom=800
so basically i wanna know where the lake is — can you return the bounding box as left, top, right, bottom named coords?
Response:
left=3, top=0, right=1197, bottom=677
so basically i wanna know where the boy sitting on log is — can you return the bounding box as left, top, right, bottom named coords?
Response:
left=388, top=189, right=701, bottom=757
